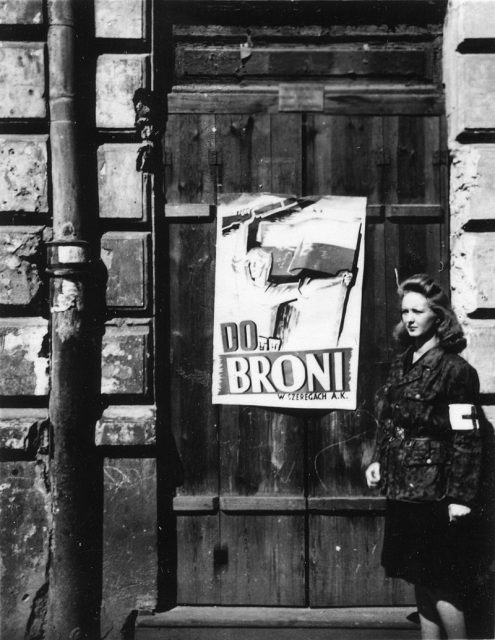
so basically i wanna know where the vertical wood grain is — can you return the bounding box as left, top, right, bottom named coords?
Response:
left=165, top=113, right=218, bottom=496
left=176, top=515, right=220, bottom=604
left=218, top=514, right=306, bottom=606
left=216, top=108, right=306, bottom=605
left=309, top=515, right=414, bottom=606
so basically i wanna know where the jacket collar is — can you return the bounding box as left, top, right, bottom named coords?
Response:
left=392, top=344, right=445, bottom=385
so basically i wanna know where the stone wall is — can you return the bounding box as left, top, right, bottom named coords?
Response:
left=444, top=0, right=495, bottom=399
left=0, top=1, right=156, bottom=639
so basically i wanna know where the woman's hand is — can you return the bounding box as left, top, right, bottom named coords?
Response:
left=448, top=503, right=471, bottom=522
left=365, top=462, right=381, bottom=488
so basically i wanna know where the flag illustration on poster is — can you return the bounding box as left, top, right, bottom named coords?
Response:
left=212, top=193, right=367, bottom=409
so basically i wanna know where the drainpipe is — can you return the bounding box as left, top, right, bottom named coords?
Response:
left=46, top=1, right=102, bottom=638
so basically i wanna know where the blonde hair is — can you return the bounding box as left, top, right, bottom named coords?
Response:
left=393, top=274, right=466, bottom=352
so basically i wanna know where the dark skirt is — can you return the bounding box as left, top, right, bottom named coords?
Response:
left=382, top=499, right=485, bottom=593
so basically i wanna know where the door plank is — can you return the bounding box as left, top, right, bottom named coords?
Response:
left=217, top=513, right=306, bottom=605
left=168, top=219, right=218, bottom=496
left=220, top=407, right=305, bottom=496
left=270, top=113, right=302, bottom=194
left=216, top=109, right=306, bottom=605
left=309, top=515, right=415, bottom=606
left=176, top=47, right=431, bottom=82
left=305, top=115, right=383, bottom=202
left=177, top=515, right=221, bottom=603
left=167, top=88, right=443, bottom=116
left=165, top=114, right=216, bottom=205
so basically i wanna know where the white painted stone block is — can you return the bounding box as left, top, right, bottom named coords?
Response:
left=463, top=320, right=495, bottom=394
left=453, top=55, right=495, bottom=134
left=0, top=317, right=48, bottom=395
left=0, top=136, right=48, bottom=212
left=0, top=226, right=43, bottom=306
left=481, top=404, right=495, bottom=427
left=452, top=232, right=495, bottom=314
left=464, top=145, right=495, bottom=220
left=0, top=42, right=45, bottom=118
left=0, top=0, right=43, bottom=25
left=451, top=0, right=495, bottom=43
left=95, top=0, right=145, bottom=39
left=96, top=55, right=149, bottom=128
left=0, top=408, right=47, bottom=449
left=95, top=405, right=156, bottom=446
left=101, top=320, right=150, bottom=395
left=101, top=231, right=149, bottom=308
left=97, top=143, right=148, bottom=219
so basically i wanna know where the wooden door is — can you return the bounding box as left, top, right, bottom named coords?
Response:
left=161, top=6, right=447, bottom=608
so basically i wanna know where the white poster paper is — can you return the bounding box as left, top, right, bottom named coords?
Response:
left=212, top=193, right=367, bottom=409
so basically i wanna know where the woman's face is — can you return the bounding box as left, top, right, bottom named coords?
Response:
left=401, top=291, right=438, bottom=340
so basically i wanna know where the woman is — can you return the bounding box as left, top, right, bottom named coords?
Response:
left=366, top=274, right=483, bottom=639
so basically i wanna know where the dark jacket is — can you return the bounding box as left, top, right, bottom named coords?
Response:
left=372, top=345, right=482, bottom=506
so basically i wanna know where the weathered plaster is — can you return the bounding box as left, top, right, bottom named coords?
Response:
left=101, top=232, right=149, bottom=307
left=463, top=320, right=495, bottom=393
left=0, top=43, right=45, bottom=119
left=0, top=137, right=48, bottom=212
left=445, top=0, right=495, bottom=396
left=101, top=458, right=157, bottom=640
left=0, top=408, right=46, bottom=450
left=0, top=460, right=51, bottom=640
left=101, top=320, right=150, bottom=395
left=0, top=0, right=42, bottom=24
left=454, top=0, right=495, bottom=44
left=96, top=55, right=149, bottom=128
left=98, top=144, right=149, bottom=219
left=452, top=232, right=495, bottom=316
left=95, top=0, right=145, bottom=39
left=0, top=318, right=48, bottom=395
left=444, top=1, right=495, bottom=140
left=95, top=405, right=156, bottom=446
left=0, top=226, right=43, bottom=306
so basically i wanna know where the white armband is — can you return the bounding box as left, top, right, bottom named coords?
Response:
left=449, top=404, right=480, bottom=431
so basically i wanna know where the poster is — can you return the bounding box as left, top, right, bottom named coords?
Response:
left=212, top=193, right=367, bottom=409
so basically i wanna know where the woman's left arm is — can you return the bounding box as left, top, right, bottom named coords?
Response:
left=445, top=363, right=483, bottom=509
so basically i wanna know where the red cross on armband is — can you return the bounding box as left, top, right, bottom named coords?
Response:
left=448, top=404, right=480, bottom=431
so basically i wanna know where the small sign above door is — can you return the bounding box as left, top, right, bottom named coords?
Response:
left=278, top=84, right=324, bottom=112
